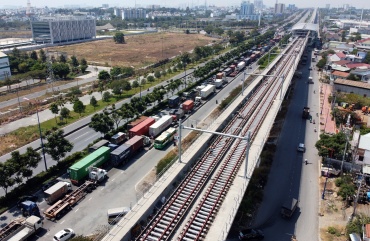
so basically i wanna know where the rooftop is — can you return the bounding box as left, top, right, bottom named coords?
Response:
left=291, top=22, right=319, bottom=32
left=0, top=52, right=7, bottom=58
left=359, top=133, right=370, bottom=150
left=332, top=71, right=350, bottom=78
left=334, top=78, right=370, bottom=90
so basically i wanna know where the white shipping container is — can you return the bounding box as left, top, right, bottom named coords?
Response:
left=200, top=85, right=215, bottom=99
left=214, top=79, right=223, bottom=88
left=149, top=115, right=173, bottom=137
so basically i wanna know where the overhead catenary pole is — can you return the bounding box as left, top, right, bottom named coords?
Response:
left=244, top=131, right=251, bottom=178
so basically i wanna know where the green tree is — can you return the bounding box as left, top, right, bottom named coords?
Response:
left=132, top=80, right=140, bottom=88
left=154, top=70, right=161, bottom=79
left=111, top=110, right=123, bottom=129
left=30, top=51, right=38, bottom=61
left=39, top=49, right=47, bottom=62
left=0, top=162, right=15, bottom=195
left=73, top=100, right=85, bottom=116
left=49, top=103, right=60, bottom=124
left=364, top=52, right=370, bottom=64
left=60, top=107, right=70, bottom=122
left=44, top=129, right=73, bottom=162
left=147, top=75, right=155, bottom=82
left=80, top=58, right=87, bottom=66
left=204, top=25, right=214, bottom=34
left=113, top=32, right=125, bottom=44
left=316, top=58, right=326, bottom=69
left=98, top=70, right=111, bottom=82
left=52, top=63, right=70, bottom=79
left=59, top=54, right=67, bottom=63
left=315, top=132, right=348, bottom=159
left=71, top=55, right=79, bottom=67
left=90, top=96, right=98, bottom=110
left=122, top=80, right=131, bottom=91
left=80, top=65, right=88, bottom=74
left=102, top=91, right=111, bottom=102
left=21, top=147, right=41, bottom=180
left=89, top=113, right=114, bottom=136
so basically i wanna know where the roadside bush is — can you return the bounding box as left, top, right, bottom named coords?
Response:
left=327, top=226, right=341, bottom=236
left=335, top=175, right=356, bottom=199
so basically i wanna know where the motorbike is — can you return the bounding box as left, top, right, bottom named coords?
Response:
left=313, top=119, right=315, bottom=124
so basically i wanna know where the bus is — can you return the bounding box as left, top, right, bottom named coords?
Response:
left=107, top=207, right=130, bottom=224
left=154, top=127, right=177, bottom=149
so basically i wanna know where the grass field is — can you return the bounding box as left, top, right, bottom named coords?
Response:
left=47, top=32, right=218, bottom=68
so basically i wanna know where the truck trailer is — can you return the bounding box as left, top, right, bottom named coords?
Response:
left=44, top=182, right=72, bottom=205
left=68, top=146, right=111, bottom=185
left=200, top=85, right=216, bottom=99
left=214, top=79, right=223, bottom=88
left=168, top=95, right=180, bottom=108
left=149, top=115, right=173, bottom=138
left=281, top=198, right=298, bottom=218
left=129, top=117, right=156, bottom=138
left=88, top=139, right=109, bottom=153
left=237, top=61, right=246, bottom=71
left=127, top=116, right=148, bottom=130
left=0, top=216, right=43, bottom=241
left=110, top=144, right=131, bottom=166
left=181, top=100, right=194, bottom=113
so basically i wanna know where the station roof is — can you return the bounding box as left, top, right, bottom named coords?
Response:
left=291, top=23, right=319, bottom=33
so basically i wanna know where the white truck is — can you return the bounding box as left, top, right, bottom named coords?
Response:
left=237, top=61, right=246, bottom=71
left=89, top=167, right=108, bottom=183
left=214, top=79, right=223, bottom=88
left=200, top=85, right=216, bottom=99
left=149, top=115, right=173, bottom=137
left=0, top=216, right=43, bottom=241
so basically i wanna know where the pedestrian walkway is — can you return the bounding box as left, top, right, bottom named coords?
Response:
left=320, top=83, right=336, bottom=134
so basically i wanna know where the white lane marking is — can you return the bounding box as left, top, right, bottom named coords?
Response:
left=74, top=208, right=79, bottom=213
left=111, top=178, right=115, bottom=182
left=72, top=132, right=89, bottom=141
left=39, top=200, right=45, bottom=204
left=60, top=220, right=65, bottom=224
left=120, top=171, right=124, bottom=174
left=88, top=197, right=92, bottom=201
left=101, top=187, right=105, bottom=190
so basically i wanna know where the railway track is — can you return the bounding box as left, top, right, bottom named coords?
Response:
left=136, top=37, right=304, bottom=241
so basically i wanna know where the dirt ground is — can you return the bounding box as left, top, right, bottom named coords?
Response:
left=319, top=176, right=370, bottom=241
left=47, top=32, right=218, bottom=68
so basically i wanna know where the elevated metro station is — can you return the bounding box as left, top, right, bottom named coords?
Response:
left=292, top=22, right=319, bottom=46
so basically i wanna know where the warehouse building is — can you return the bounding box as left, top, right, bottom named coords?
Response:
left=31, top=16, right=96, bottom=44
left=0, top=52, right=11, bottom=81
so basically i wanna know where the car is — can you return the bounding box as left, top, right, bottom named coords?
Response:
left=16, top=195, right=38, bottom=208
left=42, top=179, right=59, bottom=191
left=297, top=143, right=306, bottom=152
left=53, top=228, right=75, bottom=241
left=239, top=228, right=264, bottom=240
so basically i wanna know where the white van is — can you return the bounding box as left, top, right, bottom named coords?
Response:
left=107, top=207, right=130, bottom=224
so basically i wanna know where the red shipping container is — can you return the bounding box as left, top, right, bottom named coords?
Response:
left=129, top=117, right=155, bottom=138
left=127, top=116, right=148, bottom=129
left=182, top=100, right=194, bottom=113
left=125, top=135, right=144, bottom=154
left=230, top=65, right=236, bottom=71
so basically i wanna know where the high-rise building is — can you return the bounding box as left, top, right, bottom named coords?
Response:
left=0, top=52, right=11, bottom=81
left=122, top=8, right=146, bottom=20
left=31, top=16, right=96, bottom=44
left=253, top=0, right=263, bottom=9
left=114, top=8, right=121, bottom=17
left=240, top=1, right=254, bottom=16
left=102, top=4, right=109, bottom=8
left=274, top=3, right=285, bottom=14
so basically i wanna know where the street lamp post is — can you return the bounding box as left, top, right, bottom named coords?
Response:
left=24, top=98, right=48, bottom=171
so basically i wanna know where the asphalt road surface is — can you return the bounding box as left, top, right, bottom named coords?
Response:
left=227, top=51, right=320, bottom=241
left=0, top=61, right=261, bottom=241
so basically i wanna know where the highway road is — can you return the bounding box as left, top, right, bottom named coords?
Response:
left=0, top=60, right=261, bottom=240
left=226, top=49, right=319, bottom=241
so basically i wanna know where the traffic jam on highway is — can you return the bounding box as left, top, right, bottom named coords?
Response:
left=0, top=40, right=279, bottom=241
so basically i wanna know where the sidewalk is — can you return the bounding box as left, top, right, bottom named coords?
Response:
left=319, top=83, right=336, bottom=134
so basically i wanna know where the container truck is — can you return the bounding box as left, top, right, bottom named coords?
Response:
left=110, top=132, right=127, bottom=145
left=230, top=65, right=236, bottom=71
left=182, top=90, right=197, bottom=101
left=88, top=167, right=107, bottom=183
left=125, top=135, right=144, bottom=155
left=0, top=216, right=43, bottom=241
left=68, top=146, right=111, bottom=185
left=44, top=182, right=72, bottom=205
left=216, top=73, right=223, bottom=79
left=44, top=181, right=97, bottom=220
left=20, top=201, right=40, bottom=217
left=127, top=116, right=148, bottom=130
left=89, top=139, right=110, bottom=153
left=214, top=79, right=223, bottom=88
left=170, top=109, right=185, bottom=122
left=194, top=97, right=202, bottom=106
left=129, top=117, right=156, bottom=138
left=237, top=61, right=246, bottom=71
left=110, top=144, right=131, bottom=166
left=181, top=100, right=194, bottom=113
left=149, top=115, right=173, bottom=138
left=168, top=95, right=180, bottom=108
left=200, top=85, right=216, bottom=99
left=223, top=67, right=232, bottom=76
left=244, top=58, right=251, bottom=65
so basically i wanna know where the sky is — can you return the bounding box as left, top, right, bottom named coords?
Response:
left=2, top=0, right=370, bottom=9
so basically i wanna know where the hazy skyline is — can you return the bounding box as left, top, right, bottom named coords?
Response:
left=2, top=0, right=370, bottom=9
